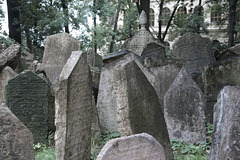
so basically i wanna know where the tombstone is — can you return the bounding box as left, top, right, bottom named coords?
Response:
left=202, top=56, right=240, bottom=123
left=87, top=48, right=103, bottom=68
left=141, top=42, right=166, bottom=59
left=216, top=43, right=240, bottom=61
left=150, top=64, right=182, bottom=110
left=210, top=86, right=240, bottom=160
left=20, top=51, right=34, bottom=71
left=121, top=11, right=164, bottom=56
left=164, top=68, right=206, bottom=144
left=97, top=133, right=166, bottom=160
left=97, top=52, right=155, bottom=132
left=0, top=103, right=34, bottom=160
left=0, top=66, right=16, bottom=103
left=5, top=70, right=49, bottom=144
left=55, top=51, right=92, bottom=160
left=173, top=32, right=215, bottom=77
left=114, top=60, right=173, bottom=160
left=38, top=33, right=81, bottom=83
left=102, top=50, right=132, bottom=65
left=0, top=44, right=21, bottom=73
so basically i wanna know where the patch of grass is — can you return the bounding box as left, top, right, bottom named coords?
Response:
left=35, top=147, right=55, bottom=160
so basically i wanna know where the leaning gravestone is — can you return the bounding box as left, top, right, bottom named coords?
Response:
left=164, top=68, right=206, bottom=144
left=121, top=11, right=164, bottom=56
left=38, top=33, right=81, bottom=83
left=5, top=70, right=49, bottom=144
left=114, top=61, right=173, bottom=160
left=210, top=86, right=240, bottom=160
left=0, top=103, right=34, bottom=160
left=173, top=32, right=215, bottom=77
left=97, top=133, right=166, bottom=160
left=0, top=66, right=16, bottom=103
left=141, top=42, right=166, bottom=59
left=55, top=51, right=92, bottom=160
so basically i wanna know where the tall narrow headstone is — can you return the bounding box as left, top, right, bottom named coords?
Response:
left=114, top=60, right=173, bottom=160
left=5, top=70, right=49, bottom=144
left=210, top=86, right=240, bottom=160
left=38, top=33, right=81, bottom=83
left=164, top=68, right=206, bottom=144
left=97, top=133, right=166, bottom=160
left=55, top=51, right=92, bottom=160
left=0, top=66, right=16, bottom=103
left=0, top=103, right=34, bottom=160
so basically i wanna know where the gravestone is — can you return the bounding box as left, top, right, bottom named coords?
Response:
left=55, top=51, right=92, bottom=160
left=102, top=50, right=132, bottom=65
left=0, top=103, right=34, bottom=160
left=0, top=44, right=21, bottom=73
left=114, top=60, right=173, bottom=160
left=173, top=32, right=215, bottom=77
left=38, top=33, right=81, bottom=83
left=141, top=42, right=166, bottom=59
left=0, top=66, right=16, bottom=103
left=97, top=52, right=155, bottom=132
left=210, top=86, right=240, bottom=160
left=150, top=64, right=182, bottom=110
left=97, top=133, right=166, bottom=160
left=87, top=48, right=103, bottom=68
left=216, top=43, right=240, bottom=61
left=121, top=11, right=164, bottom=56
left=164, top=68, right=206, bottom=144
left=5, top=70, right=49, bottom=144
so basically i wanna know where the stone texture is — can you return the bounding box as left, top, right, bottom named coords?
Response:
left=164, top=68, right=206, bottom=144
left=0, top=44, right=21, bottom=73
left=96, top=52, right=155, bottom=132
left=141, top=42, right=166, bottom=59
left=103, top=50, right=132, bottom=65
left=55, top=51, right=92, bottom=160
left=173, top=33, right=215, bottom=77
left=114, top=61, right=173, bottom=160
left=97, top=133, right=166, bottom=160
left=87, top=48, right=103, bottom=68
left=0, top=66, right=16, bottom=103
left=216, top=43, right=240, bottom=61
left=210, top=86, right=240, bottom=160
left=0, top=103, right=34, bottom=160
left=38, top=33, right=81, bottom=83
left=5, top=70, right=49, bottom=144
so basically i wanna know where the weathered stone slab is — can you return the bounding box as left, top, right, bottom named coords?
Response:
left=97, top=52, right=155, bottom=132
left=114, top=60, right=173, bottom=160
left=0, top=66, right=16, bottom=103
left=216, top=43, right=240, bottom=61
left=164, top=68, right=206, bottom=144
left=121, top=11, right=164, bottom=56
left=87, top=48, right=103, bottom=68
left=0, top=44, right=21, bottom=73
left=38, top=33, right=81, bottom=83
left=97, top=133, right=166, bottom=160
left=55, top=51, right=92, bottom=160
left=0, top=103, right=34, bottom=160
left=5, top=70, right=49, bottom=144
left=173, top=33, right=215, bottom=77
left=210, top=86, right=240, bottom=160
left=141, top=42, right=166, bottom=59
left=102, top=50, right=132, bottom=65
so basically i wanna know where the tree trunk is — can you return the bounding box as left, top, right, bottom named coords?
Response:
left=7, top=0, right=21, bottom=44
left=228, top=0, right=238, bottom=47
left=61, top=0, right=69, bottom=33
left=109, top=0, right=122, bottom=53
left=93, top=0, right=97, bottom=54
left=158, top=0, right=164, bottom=41
left=140, top=0, right=150, bottom=31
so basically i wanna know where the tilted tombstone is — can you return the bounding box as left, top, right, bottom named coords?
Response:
left=55, top=51, right=92, bottom=160
left=210, top=86, right=240, bottom=160
left=141, top=42, right=166, bottom=59
left=5, top=70, right=49, bottom=144
left=0, top=66, right=16, bottom=103
left=216, top=43, right=240, bottom=61
left=114, top=60, right=173, bottom=160
left=173, top=32, right=215, bottom=77
left=38, top=33, right=81, bottom=83
left=164, top=68, right=206, bottom=144
left=97, top=133, right=166, bottom=160
left=121, top=11, right=164, bottom=56
left=0, top=103, right=34, bottom=160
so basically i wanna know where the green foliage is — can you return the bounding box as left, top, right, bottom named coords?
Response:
left=35, top=146, right=55, bottom=160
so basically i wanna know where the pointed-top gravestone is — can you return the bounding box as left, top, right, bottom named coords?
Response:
left=0, top=103, right=35, bottom=160
left=0, top=66, right=16, bottom=103
left=97, top=133, right=166, bottom=160
left=38, top=33, right=81, bottom=83
left=5, top=70, right=49, bottom=144
left=210, top=86, right=240, bottom=160
left=139, top=10, right=147, bottom=26
left=114, top=60, right=173, bottom=160
left=164, top=68, right=206, bottom=144
left=55, top=51, right=92, bottom=160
